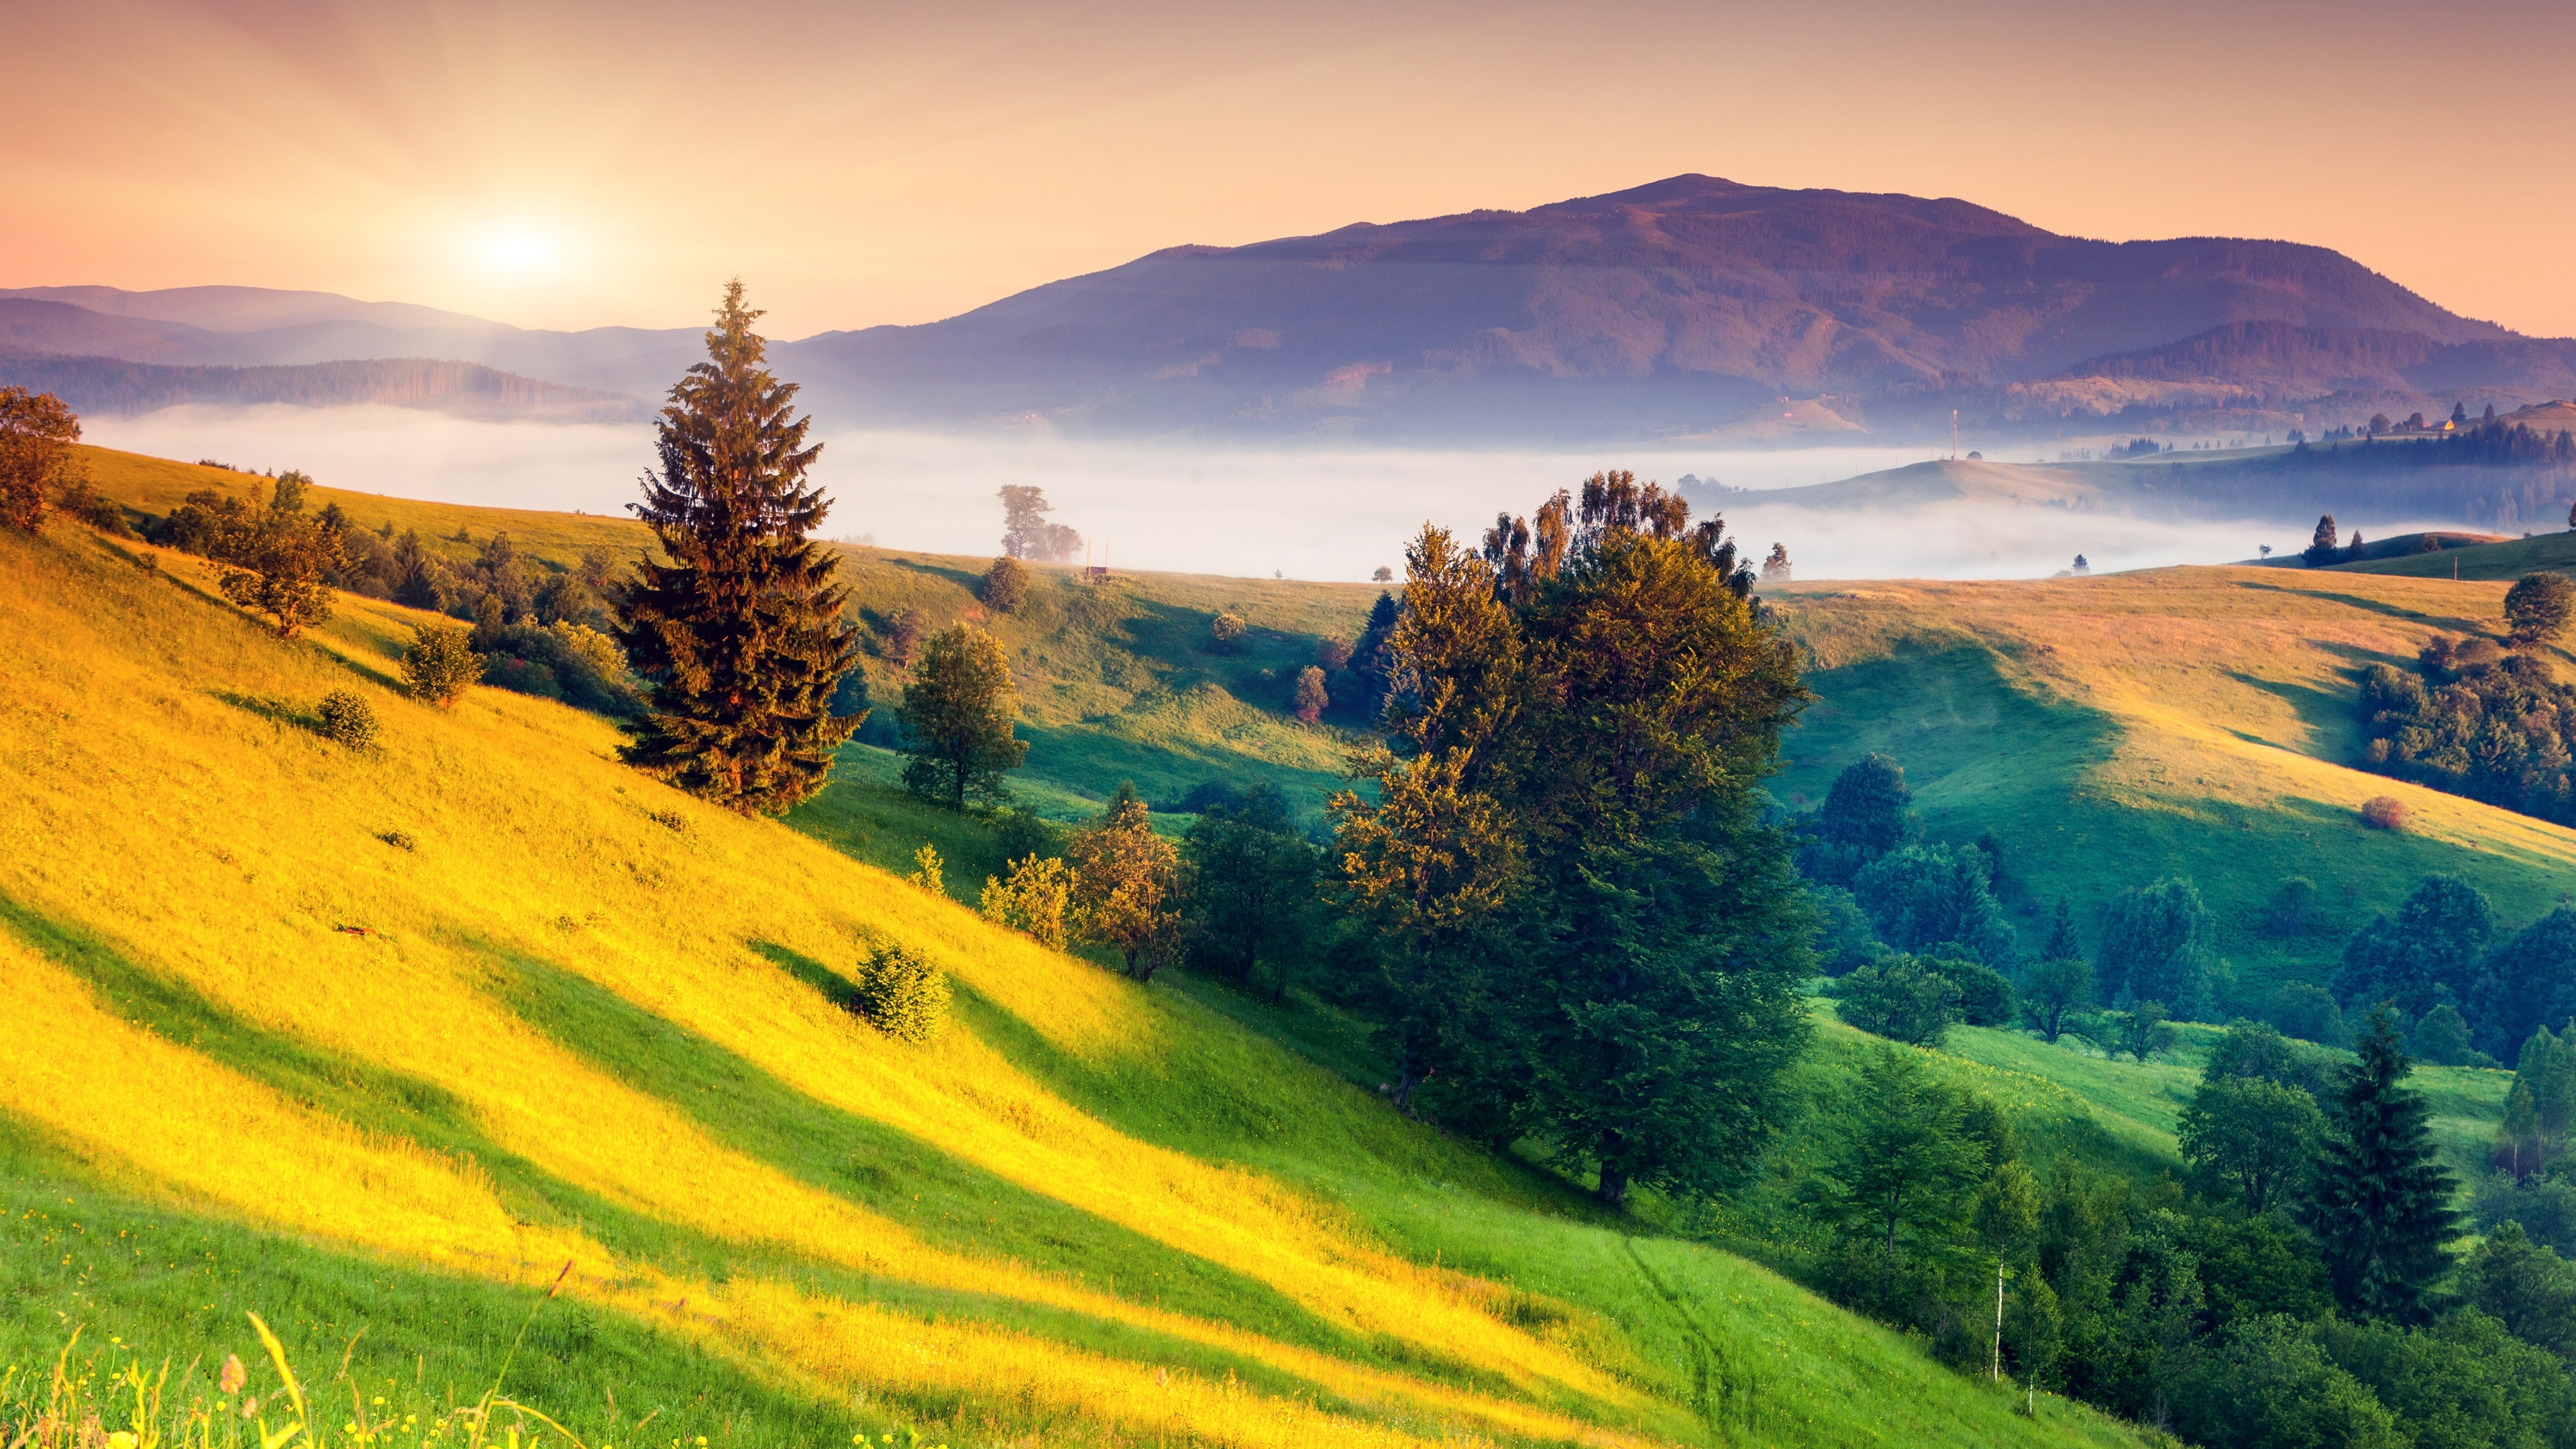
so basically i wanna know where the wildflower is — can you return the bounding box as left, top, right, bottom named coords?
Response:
left=221, top=1354, right=246, bottom=1394
left=108, top=1434, right=137, bottom=1449
left=243, top=1396, right=260, bottom=1417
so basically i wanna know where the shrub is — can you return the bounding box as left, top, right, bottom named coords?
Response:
left=2361, top=796, right=2407, bottom=830
left=316, top=690, right=380, bottom=751
left=401, top=623, right=483, bottom=707
left=1209, top=611, right=1246, bottom=650
left=982, top=555, right=1030, bottom=614
left=981, top=855, right=1071, bottom=950
left=851, top=943, right=949, bottom=1043
left=1316, top=636, right=1354, bottom=672
left=1933, top=956, right=2015, bottom=1026
left=2271, top=982, right=2349, bottom=1046
left=1835, top=955, right=1965, bottom=1046
left=2409, top=1004, right=2480, bottom=1066
left=907, top=843, right=945, bottom=895
left=1292, top=665, right=1328, bottom=722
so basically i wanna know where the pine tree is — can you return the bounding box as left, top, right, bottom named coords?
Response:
left=2303, top=514, right=2341, bottom=568
left=2306, top=1005, right=2460, bottom=1322
left=899, top=623, right=1028, bottom=810
left=2043, top=896, right=2081, bottom=961
left=614, top=282, right=861, bottom=814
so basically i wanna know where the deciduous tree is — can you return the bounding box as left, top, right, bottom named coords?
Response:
left=2182, top=1075, right=2324, bottom=1213
left=899, top=623, right=1027, bottom=810
left=0, top=387, right=82, bottom=534
left=1067, top=786, right=1183, bottom=981
left=2505, top=572, right=2575, bottom=651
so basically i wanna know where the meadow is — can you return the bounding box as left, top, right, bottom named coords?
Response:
left=1, top=455, right=2159, bottom=1448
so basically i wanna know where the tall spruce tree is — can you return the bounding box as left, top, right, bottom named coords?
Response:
left=615, top=281, right=861, bottom=814
left=2305, top=1005, right=2459, bottom=1322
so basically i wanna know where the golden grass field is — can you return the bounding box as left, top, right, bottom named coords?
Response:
left=1, top=453, right=2156, bottom=1447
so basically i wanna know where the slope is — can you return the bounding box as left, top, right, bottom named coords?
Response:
left=0, top=502, right=2149, bottom=1447
left=76, top=443, right=1377, bottom=822
left=1768, top=566, right=2576, bottom=1004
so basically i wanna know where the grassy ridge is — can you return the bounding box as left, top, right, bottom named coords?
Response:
left=1770, top=568, right=2576, bottom=1002
left=0, top=479, right=2149, bottom=1444
left=76, top=443, right=1374, bottom=821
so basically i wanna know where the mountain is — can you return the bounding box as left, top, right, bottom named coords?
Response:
left=0, top=351, right=649, bottom=421
left=782, top=174, right=2552, bottom=442
left=0, top=283, right=504, bottom=333
left=15, top=176, right=2573, bottom=441
left=0, top=290, right=702, bottom=397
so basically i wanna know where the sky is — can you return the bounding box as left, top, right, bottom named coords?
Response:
left=8, top=0, right=2576, bottom=341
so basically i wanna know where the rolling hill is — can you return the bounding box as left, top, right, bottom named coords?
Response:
left=0, top=456, right=2177, bottom=1448
left=1766, top=566, right=2576, bottom=1006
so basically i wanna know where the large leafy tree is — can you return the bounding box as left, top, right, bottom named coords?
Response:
left=2305, top=1006, right=2460, bottom=1322
left=1182, top=784, right=1318, bottom=1002
left=1815, top=1046, right=1992, bottom=1293
left=1362, top=471, right=1811, bottom=1206
left=899, top=623, right=1027, bottom=810
left=2334, top=874, right=2494, bottom=1022
left=2095, top=877, right=2214, bottom=1018
left=616, top=282, right=861, bottom=814
left=1067, top=786, right=1183, bottom=981
left=0, top=387, right=83, bottom=533
left=209, top=476, right=349, bottom=638
left=2180, top=1075, right=2324, bottom=1213
left=1801, top=753, right=1916, bottom=884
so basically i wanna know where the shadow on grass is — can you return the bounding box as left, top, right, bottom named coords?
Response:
left=213, top=689, right=324, bottom=736
left=481, top=941, right=1454, bottom=1391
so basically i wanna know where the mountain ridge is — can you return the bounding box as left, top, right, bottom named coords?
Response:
left=11, top=175, right=2567, bottom=441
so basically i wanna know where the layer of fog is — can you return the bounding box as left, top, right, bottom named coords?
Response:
left=87, top=406, right=2361, bottom=581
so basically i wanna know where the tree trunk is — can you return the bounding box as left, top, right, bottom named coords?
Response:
left=1596, top=1160, right=1629, bottom=1208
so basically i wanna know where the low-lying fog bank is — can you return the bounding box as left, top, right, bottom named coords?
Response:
left=84, top=406, right=2416, bottom=581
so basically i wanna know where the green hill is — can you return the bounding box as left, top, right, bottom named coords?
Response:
left=1767, top=566, right=2576, bottom=1004
left=0, top=463, right=2157, bottom=1446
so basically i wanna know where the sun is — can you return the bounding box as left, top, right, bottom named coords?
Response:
left=477, top=231, right=553, bottom=271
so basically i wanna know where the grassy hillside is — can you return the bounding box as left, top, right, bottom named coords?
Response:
left=2326, top=527, right=2576, bottom=581
left=1768, top=566, right=2576, bottom=1004
left=80, top=443, right=1383, bottom=822
left=0, top=492, right=2153, bottom=1443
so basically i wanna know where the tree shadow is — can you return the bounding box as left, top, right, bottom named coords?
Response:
left=212, top=689, right=323, bottom=736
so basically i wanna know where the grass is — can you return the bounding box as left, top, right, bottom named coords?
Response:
left=0, top=477, right=2158, bottom=1446
left=1769, top=567, right=2576, bottom=1002
left=2327, top=528, right=2576, bottom=582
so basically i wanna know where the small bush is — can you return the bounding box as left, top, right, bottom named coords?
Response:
left=402, top=623, right=484, bottom=707
left=1933, top=956, right=2015, bottom=1026
left=907, top=843, right=945, bottom=895
left=981, top=855, right=1071, bottom=950
left=2361, top=796, right=2407, bottom=830
left=852, top=944, right=950, bottom=1042
left=378, top=830, right=417, bottom=852
left=1209, top=611, right=1246, bottom=650
left=982, top=555, right=1030, bottom=614
left=2269, top=982, right=2347, bottom=1046
left=1316, top=636, right=1354, bottom=671
left=1835, top=955, right=1964, bottom=1046
left=316, top=690, right=380, bottom=751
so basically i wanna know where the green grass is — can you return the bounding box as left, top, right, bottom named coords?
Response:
left=1770, top=568, right=2576, bottom=1006
left=0, top=457, right=2165, bottom=1448
left=2328, top=528, right=2576, bottom=581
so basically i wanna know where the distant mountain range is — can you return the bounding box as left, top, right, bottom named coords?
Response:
left=11, top=175, right=2576, bottom=443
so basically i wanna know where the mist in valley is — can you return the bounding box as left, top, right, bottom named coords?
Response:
left=85, top=405, right=2390, bottom=582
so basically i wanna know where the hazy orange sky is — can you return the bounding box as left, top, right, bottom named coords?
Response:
left=8, top=0, right=2575, bottom=339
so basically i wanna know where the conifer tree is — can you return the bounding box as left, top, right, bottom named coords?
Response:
left=2305, top=1006, right=2459, bottom=1322
left=2042, top=896, right=2081, bottom=961
left=614, top=282, right=861, bottom=814
left=2303, top=515, right=2341, bottom=568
